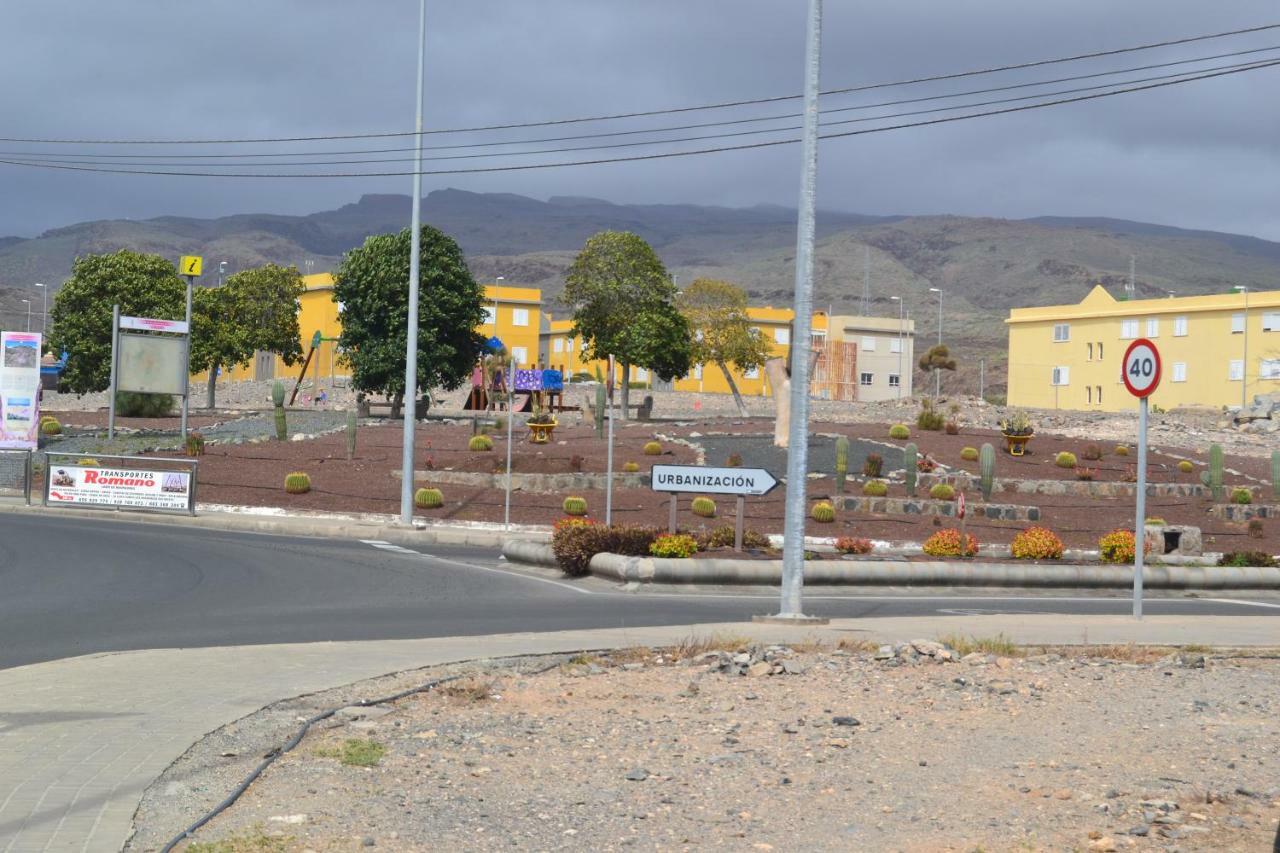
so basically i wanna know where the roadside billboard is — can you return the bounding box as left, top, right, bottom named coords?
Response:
left=45, top=457, right=195, bottom=513
left=0, top=331, right=42, bottom=449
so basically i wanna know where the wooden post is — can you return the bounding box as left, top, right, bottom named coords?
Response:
left=734, top=494, right=746, bottom=552
left=669, top=493, right=678, bottom=534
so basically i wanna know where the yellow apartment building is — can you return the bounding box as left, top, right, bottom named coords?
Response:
left=1007, top=284, right=1280, bottom=412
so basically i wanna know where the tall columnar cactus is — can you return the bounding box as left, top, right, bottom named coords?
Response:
left=272, top=380, right=287, bottom=441
left=345, top=410, right=358, bottom=460
left=1209, top=443, right=1224, bottom=501
left=979, top=443, right=996, bottom=501
left=903, top=442, right=918, bottom=497
left=834, top=435, right=849, bottom=494
left=1271, top=450, right=1280, bottom=499
left=594, top=383, right=606, bottom=438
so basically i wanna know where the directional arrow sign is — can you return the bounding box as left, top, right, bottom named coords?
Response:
left=650, top=464, right=779, bottom=496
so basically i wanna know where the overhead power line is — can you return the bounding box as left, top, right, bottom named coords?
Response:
left=0, top=22, right=1275, bottom=146
left=5, top=42, right=1276, bottom=163
left=5, top=56, right=1274, bottom=169
left=1, top=58, right=1274, bottom=178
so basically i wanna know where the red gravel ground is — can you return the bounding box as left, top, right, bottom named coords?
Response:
left=151, top=415, right=1280, bottom=552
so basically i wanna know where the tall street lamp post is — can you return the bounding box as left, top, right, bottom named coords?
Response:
left=34, top=283, right=46, bottom=333
left=21, top=299, right=31, bottom=332
left=1235, top=285, right=1249, bottom=410
left=928, top=287, right=943, bottom=396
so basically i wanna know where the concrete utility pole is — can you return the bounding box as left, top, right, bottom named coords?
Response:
left=861, top=245, right=870, bottom=316
left=34, top=283, right=46, bottom=333
left=21, top=299, right=30, bottom=332
left=774, top=0, right=824, bottom=622
left=399, top=0, right=428, bottom=526
left=929, top=287, right=943, bottom=396
left=1236, top=285, right=1250, bottom=410
left=890, top=295, right=903, bottom=400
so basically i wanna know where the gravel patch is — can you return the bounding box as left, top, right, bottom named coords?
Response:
left=132, top=642, right=1280, bottom=852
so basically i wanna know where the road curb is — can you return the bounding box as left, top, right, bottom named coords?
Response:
left=0, top=501, right=548, bottom=550
left=500, top=541, right=1280, bottom=589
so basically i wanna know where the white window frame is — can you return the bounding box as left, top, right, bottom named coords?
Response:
left=1172, top=362, right=1187, bottom=383
left=1261, top=359, right=1280, bottom=380
left=1051, top=366, right=1070, bottom=386
left=566, top=338, right=574, bottom=351
left=743, top=365, right=760, bottom=380
left=859, top=372, right=874, bottom=386
left=889, top=337, right=902, bottom=354
left=1232, top=313, right=1245, bottom=333
left=861, top=336, right=877, bottom=352
left=553, top=338, right=564, bottom=354
left=511, top=308, right=530, bottom=327
left=1120, top=319, right=1138, bottom=339
left=888, top=374, right=900, bottom=388
left=511, top=346, right=528, bottom=366
left=773, top=328, right=790, bottom=345
left=1264, top=312, right=1280, bottom=332
left=482, top=306, right=497, bottom=325
left=693, top=363, right=703, bottom=380
left=1146, top=318, right=1159, bottom=337
left=1229, top=360, right=1244, bottom=381
left=1053, top=323, right=1070, bottom=342
left=1174, top=315, right=1188, bottom=336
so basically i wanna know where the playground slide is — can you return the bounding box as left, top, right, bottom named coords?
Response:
left=512, top=392, right=534, bottom=412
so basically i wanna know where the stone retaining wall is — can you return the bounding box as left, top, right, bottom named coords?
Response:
left=1209, top=504, right=1280, bottom=521
left=833, top=495, right=1040, bottom=522
left=915, top=473, right=1207, bottom=499
left=398, top=469, right=648, bottom=493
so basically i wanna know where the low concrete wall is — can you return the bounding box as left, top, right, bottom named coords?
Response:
left=1210, top=504, right=1280, bottom=521
left=500, top=541, right=1279, bottom=589
left=833, top=495, right=1040, bottom=522
left=397, top=469, right=648, bottom=494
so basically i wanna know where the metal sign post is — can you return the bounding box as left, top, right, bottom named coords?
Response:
left=108, top=305, right=120, bottom=440
left=1122, top=338, right=1162, bottom=619
left=503, top=362, right=515, bottom=530
left=178, top=256, right=201, bottom=439
left=606, top=354, right=616, bottom=525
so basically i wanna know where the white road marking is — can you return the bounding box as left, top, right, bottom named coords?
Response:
left=359, top=541, right=596, bottom=595
left=1203, top=597, right=1280, bottom=610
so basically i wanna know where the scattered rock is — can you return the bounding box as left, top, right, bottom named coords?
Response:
left=625, top=768, right=650, bottom=782
left=268, top=814, right=308, bottom=825
left=832, top=716, right=861, bottom=727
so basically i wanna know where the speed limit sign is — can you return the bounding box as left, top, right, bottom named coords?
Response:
left=1122, top=338, right=1161, bottom=398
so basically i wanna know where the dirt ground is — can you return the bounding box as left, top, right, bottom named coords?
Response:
left=143, top=642, right=1280, bottom=852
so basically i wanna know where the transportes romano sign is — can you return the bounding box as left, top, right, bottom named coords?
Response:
left=46, top=464, right=192, bottom=511
left=650, top=463, right=779, bottom=496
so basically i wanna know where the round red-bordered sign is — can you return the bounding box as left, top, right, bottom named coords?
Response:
left=1122, top=338, right=1162, bottom=398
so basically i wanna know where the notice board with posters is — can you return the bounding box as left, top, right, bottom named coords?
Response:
left=118, top=332, right=188, bottom=396
left=0, top=331, right=42, bottom=449
left=45, top=461, right=194, bottom=513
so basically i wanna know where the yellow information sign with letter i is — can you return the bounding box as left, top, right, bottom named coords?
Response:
left=179, top=255, right=203, bottom=277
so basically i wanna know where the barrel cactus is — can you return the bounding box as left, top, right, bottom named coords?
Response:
left=811, top=501, right=836, bottom=523
left=903, top=442, right=918, bottom=497
left=979, top=443, right=995, bottom=501
left=1177, top=460, right=1193, bottom=474
left=834, top=435, right=849, bottom=494
left=691, top=496, right=717, bottom=518
left=889, top=424, right=910, bottom=440
left=1209, top=443, right=1224, bottom=501
left=623, top=461, right=639, bottom=473
left=469, top=434, right=494, bottom=452
left=1231, top=487, right=1253, bottom=505
left=563, top=496, right=588, bottom=516
left=862, top=479, right=888, bottom=497
left=414, top=487, right=444, bottom=509
left=284, top=471, right=311, bottom=494
left=643, top=440, right=662, bottom=456
left=40, top=417, right=62, bottom=435
left=960, top=446, right=979, bottom=461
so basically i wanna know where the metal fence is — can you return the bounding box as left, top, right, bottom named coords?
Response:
left=0, top=449, right=33, bottom=505
left=42, top=452, right=198, bottom=516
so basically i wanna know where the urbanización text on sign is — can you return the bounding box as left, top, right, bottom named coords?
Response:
left=650, top=464, right=779, bottom=496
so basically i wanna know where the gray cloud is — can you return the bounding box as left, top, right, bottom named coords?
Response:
left=3, top=1, right=1278, bottom=238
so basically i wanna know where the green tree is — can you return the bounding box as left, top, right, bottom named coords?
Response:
left=191, top=263, right=307, bottom=408
left=333, top=225, right=486, bottom=418
left=678, top=278, right=772, bottom=416
left=562, top=231, right=691, bottom=418
left=918, top=343, right=957, bottom=395
left=48, top=250, right=185, bottom=394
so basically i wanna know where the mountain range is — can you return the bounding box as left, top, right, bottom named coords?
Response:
left=4, top=189, right=1280, bottom=396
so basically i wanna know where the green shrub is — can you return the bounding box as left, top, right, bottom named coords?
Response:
left=916, top=401, right=945, bottom=431
left=284, top=471, right=311, bottom=494
left=315, top=738, right=386, bottom=768
left=888, top=424, right=910, bottom=440
left=922, top=528, right=978, bottom=557
left=1054, top=451, right=1077, bottom=468
left=1177, top=460, right=1194, bottom=473
left=862, top=479, right=888, bottom=497
left=862, top=453, right=883, bottom=477
left=185, top=431, right=205, bottom=457
left=115, top=391, right=176, bottom=418
left=811, top=501, right=835, bottom=523
left=551, top=524, right=660, bottom=576
left=834, top=536, right=873, bottom=555
left=643, top=440, right=662, bottom=456
left=960, top=446, right=979, bottom=461
left=76, top=457, right=101, bottom=466
left=563, top=495, right=588, bottom=516
left=929, top=483, right=955, bottom=501
left=698, top=525, right=771, bottom=550
left=1248, top=518, right=1264, bottom=539
left=1144, top=517, right=1166, bottom=526
left=622, top=461, right=639, bottom=473
left=469, top=434, right=494, bottom=452
left=1231, top=487, right=1253, bottom=505
left=650, top=533, right=699, bottom=558
left=414, top=487, right=443, bottom=509
left=726, top=453, right=743, bottom=467
left=1217, top=550, right=1277, bottom=568
left=1010, top=526, right=1064, bottom=560
left=1099, top=529, right=1149, bottom=564
left=691, top=496, right=717, bottom=518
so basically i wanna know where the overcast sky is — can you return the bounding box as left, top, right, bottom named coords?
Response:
left=3, top=1, right=1279, bottom=239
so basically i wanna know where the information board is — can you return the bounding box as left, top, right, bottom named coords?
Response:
left=0, top=331, right=42, bottom=449
left=118, top=333, right=188, bottom=396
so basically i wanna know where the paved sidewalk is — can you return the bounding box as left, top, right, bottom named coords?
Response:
left=1, top=614, right=1276, bottom=852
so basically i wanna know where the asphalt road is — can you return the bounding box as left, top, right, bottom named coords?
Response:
left=1, top=513, right=1275, bottom=670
